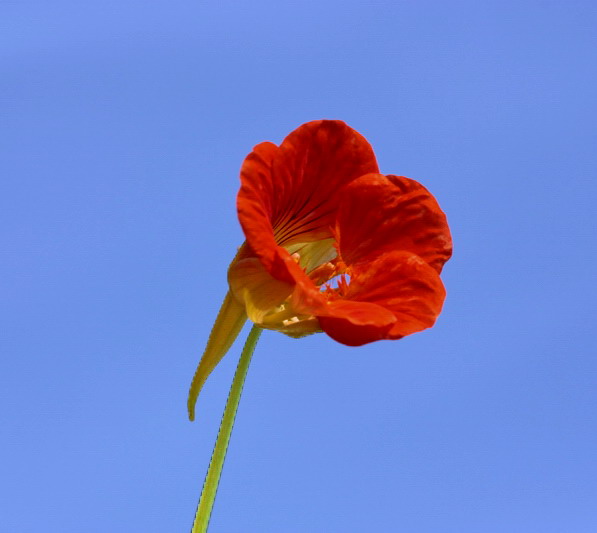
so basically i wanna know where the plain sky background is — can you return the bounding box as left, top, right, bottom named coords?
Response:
left=2, top=1, right=597, bottom=532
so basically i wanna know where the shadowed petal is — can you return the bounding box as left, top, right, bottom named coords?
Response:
left=228, top=257, right=293, bottom=324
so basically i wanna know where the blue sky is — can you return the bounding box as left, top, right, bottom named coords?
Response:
left=2, top=1, right=597, bottom=531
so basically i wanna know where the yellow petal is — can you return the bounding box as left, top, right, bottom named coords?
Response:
left=187, top=291, right=247, bottom=421
left=228, top=257, right=293, bottom=323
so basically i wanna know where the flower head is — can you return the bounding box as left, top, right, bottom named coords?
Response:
left=188, top=120, right=452, bottom=419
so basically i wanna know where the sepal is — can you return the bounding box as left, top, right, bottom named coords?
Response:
left=187, top=291, right=247, bottom=421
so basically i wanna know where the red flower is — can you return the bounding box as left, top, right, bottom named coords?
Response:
left=188, top=120, right=452, bottom=419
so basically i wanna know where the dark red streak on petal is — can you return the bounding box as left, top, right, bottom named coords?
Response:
left=238, top=120, right=379, bottom=282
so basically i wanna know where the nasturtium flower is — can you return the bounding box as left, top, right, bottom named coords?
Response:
left=188, top=120, right=452, bottom=420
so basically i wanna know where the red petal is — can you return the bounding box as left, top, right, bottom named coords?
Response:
left=317, top=300, right=396, bottom=346
left=237, top=120, right=379, bottom=284
left=235, top=142, right=286, bottom=279
left=335, top=174, right=452, bottom=273
left=317, top=251, right=446, bottom=346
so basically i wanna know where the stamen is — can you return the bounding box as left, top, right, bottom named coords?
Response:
left=323, top=272, right=351, bottom=296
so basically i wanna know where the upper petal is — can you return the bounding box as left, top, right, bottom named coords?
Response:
left=237, top=120, right=379, bottom=283
left=335, top=174, right=452, bottom=273
left=235, top=142, right=286, bottom=279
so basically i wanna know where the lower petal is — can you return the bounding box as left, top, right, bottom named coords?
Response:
left=318, top=300, right=396, bottom=346
left=316, top=251, right=446, bottom=346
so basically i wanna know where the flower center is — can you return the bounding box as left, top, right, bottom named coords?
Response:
left=322, top=272, right=351, bottom=297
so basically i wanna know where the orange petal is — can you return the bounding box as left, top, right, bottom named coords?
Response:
left=317, top=251, right=446, bottom=346
left=335, top=174, right=452, bottom=273
left=187, top=291, right=247, bottom=421
left=237, top=120, right=379, bottom=284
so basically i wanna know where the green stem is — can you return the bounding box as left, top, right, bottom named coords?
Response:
left=191, top=325, right=262, bottom=533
